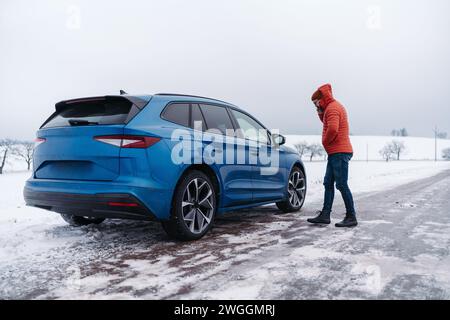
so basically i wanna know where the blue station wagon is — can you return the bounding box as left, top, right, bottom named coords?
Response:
left=24, top=93, right=306, bottom=240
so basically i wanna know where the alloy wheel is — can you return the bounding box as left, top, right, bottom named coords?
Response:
left=288, top=171, right=306, bottom=207
left=181, top=178, right=214, bottom=234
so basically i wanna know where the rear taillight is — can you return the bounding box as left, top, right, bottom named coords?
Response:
left=94, top=135, right=160, bottom=148
left=34, top=137, right=46, bottom=148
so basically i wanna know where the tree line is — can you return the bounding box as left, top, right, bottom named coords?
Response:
left=391, top=128, right=409, bottom=137
left=2, top=138, right=450, bottom=174
left=392, top=127, right=447, bottom=139
left=293, top=139, right=450, bottom=162
left=379, top=140, right=406, bottom=162
left=0, top=139, right=34, bottom=174
left=293, top=141, right=326, bottom=161
left=380, top=140, right=450, bottom=161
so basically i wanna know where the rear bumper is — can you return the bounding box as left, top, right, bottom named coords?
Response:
left=24, top=187, right=158, bottom=221
left=24, top=175, right=174, bottom=219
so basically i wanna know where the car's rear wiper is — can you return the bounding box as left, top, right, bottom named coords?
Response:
left=68, top=119, right=99, bottom=126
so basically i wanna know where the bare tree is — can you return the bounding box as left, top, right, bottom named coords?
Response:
left=0, top=139, right=15, bottom=174
left=442, top=148, right=450, bottom=160
left=391, top=128, right=408, bottom=137
left=390, top=140, right=406, bottom=160
left=307, top=143, right=325, bottom=162
left=293, top=141, right=309, bottom=159
left=437, top=132, right=447, bottom=139
left=13, top=141, right=35, bottom=171
left=379, top=143, right=395, bottom=162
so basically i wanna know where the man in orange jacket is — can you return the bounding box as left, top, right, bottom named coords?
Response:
left=307, top=84, right=357, bottom=227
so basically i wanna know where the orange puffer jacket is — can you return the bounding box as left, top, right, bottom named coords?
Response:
left=316, top=84, right=353, bottom=155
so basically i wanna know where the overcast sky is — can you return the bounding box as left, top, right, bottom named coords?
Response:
left=1, top=0, right=449, bottom=140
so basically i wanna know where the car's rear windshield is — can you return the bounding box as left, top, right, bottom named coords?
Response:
left=42, top=97, right=139, bottom=128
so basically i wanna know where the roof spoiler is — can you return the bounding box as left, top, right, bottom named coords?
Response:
left=55, top=95, right=149, bottom=111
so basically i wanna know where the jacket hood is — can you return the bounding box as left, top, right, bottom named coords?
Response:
left=317, top=84, right=335, bottom=109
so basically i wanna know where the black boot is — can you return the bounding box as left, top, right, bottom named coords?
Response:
left=307, top=210, right=331, bottom=225
left=335, top=213, right=358, bottom=228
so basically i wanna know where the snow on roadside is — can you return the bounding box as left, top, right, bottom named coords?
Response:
left=303, top=160, right=450, bottom=204
left=0, top=171, right=69, bottom=264
left=1, top=160, right=450, bottom=299
left=1, top=161, right=450, bottom=267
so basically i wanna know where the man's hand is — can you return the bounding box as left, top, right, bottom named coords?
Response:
left=313, top=99, right=324, bottom=122
left=313, top=99, right=323, bottom=114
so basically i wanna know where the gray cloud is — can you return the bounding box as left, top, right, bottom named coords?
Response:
left=1, top=0, right=449, bottom=140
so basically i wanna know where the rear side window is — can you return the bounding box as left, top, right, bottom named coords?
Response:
left=42, top=98, right=136, bottom=128
left=199, top=104, right=234, bottom=135
left=161, top=103, right=190, bottom=127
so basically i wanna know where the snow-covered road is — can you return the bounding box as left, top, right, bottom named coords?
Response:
left=1, top=161, right=450, bottom=299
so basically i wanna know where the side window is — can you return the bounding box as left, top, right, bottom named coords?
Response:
left=161, top=103, right=190, bottom=127
left=230, top=109, right=269, bottom=144
left=199, top=104, right=235, bottom=135
left=191, top=104, right=205, bottom=131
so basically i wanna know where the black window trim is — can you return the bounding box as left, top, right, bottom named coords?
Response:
left=161, top=101, right=238, bottom=135
left=190, top=103, right=206, bottom=132
left=160, top=101, right=272, bottom=144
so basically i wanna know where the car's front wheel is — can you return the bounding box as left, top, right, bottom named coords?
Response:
left=162, top=170, right=217, bottom=241
left=276, top=166, right=306, bottom=213
left=60, top=214, right=105, bottom=226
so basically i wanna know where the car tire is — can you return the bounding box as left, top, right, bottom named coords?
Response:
left=162, top=170, right=217, bottom=241
left=60, top=214, right=105, bottom=226
left=276, top=166, right=306, bottom=213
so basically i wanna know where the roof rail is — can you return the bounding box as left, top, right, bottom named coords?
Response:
left=154, top=93, right=234, bottom=106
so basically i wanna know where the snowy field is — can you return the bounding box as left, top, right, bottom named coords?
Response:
left=1, top=135, right=450, bottom=299
left=1, top=160, right=450, bottom=299
left=285, top=135, right=450, bottom=161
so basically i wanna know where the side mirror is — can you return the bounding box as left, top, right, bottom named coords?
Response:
left=272, top=133, right=286, bottom=146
